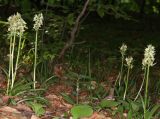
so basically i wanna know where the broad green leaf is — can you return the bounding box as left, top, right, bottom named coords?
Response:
left=28, top=102, right=45, bottom=117
left=100, top=99, right=120, bottom=108
left=71, top=105, right=93, bottom=119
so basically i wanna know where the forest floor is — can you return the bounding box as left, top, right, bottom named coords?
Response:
left=0, top=82, right=121, bottom=119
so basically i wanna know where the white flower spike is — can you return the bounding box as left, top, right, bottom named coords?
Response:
left=142, top=45, right=155, bottom=67
left=33, top=13, right=43, bottom=31
left=8, top=12, right=27, bottom=34
left=120, top=43, right=127, bottom=56
left=125, top=56, right=133, bottom=69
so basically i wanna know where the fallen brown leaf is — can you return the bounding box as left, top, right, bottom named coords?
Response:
left=1, top=95, right=11, bottom=103
left=31, top=115, right=40, bottom=119
left=0, top=106, right=20, bottom=113
left=0, top=106, right=28, bottom=119
left=15, top=104, right=32, bottom=112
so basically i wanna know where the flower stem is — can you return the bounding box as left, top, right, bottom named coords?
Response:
left=33, top=31, right=38, bottom=89
left=119, top=55, right=124, bottom=86
left=11, top=33, right=16, bottom=90
left=13, top=33, right=22, bottom=87
left=76, top=79, right=79, bottom=104
left=144, top=65, right=150, bottom=118
left=134, top=68, right=146, bottom=101
left=123, top=67, right=130, bottom=100
left=7, top=35, right=13, bottom=95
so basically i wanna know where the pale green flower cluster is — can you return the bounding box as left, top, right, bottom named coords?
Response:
left=142, top=45, right=155, bottom=67
left=8, top=12, right=27, bottom=34
left=33, top=13, right=43, bottom=31
left=120, top=43, right=127, bottom=56
left=125, top=56, right=133, bottom=69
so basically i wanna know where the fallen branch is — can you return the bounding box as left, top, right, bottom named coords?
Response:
left=58, top=0, right=90, bottom=59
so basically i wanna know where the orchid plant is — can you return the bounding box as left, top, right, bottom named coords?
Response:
left=123, top=56, right=133, bottom=100
left=119, top=43, right=127, bottom=86
left=33, top=13, right=43, bottom=89
left=7, top=12, right=27, bottom=94
left=142, top=45, right=156, bottom=118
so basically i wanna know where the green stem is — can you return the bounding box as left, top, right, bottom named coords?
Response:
left=144, top=65, right=150, bottom=118
left=119, top=55, right=124, bottom=86
left=13, top=33, right=22, bottom=87
left=7, top=35, right=13, bottom=95
left=76, top=79, right=79, bottom=104
left=123, top=67, right=130, bottom=100
left=11, top=33, right=16, bottom=90
left=134, top=68, right=146, bottom=101
left=33, top=31, right=38, bottom=89
left=88, top=48, right=91, bottom=78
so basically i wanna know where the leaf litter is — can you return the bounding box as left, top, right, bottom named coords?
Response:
left=0, top=74, right=125, bottom=119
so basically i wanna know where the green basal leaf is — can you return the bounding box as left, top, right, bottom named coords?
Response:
left=28, top=102, right=45, bottom=117
left=61, top=93, right=75, bottom=105
left=71, top=105, right=93, bottom=119
left=100, top=99, right=120, bottom=108
left=145, top=105, right=160, bottom=119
